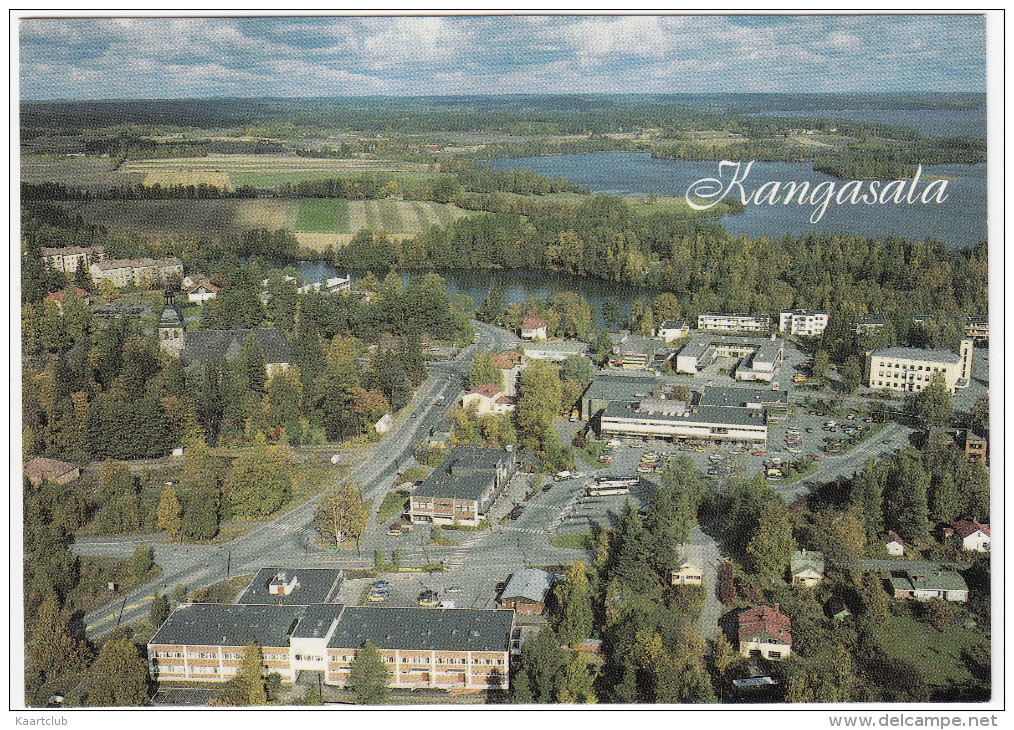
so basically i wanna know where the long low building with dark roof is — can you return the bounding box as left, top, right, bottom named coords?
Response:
left=148, top=602, right=516, bottom=690
left=600, top=400, right=768, bottom=448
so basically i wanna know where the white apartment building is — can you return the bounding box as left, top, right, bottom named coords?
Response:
left=779, top=309, right=829, bottom=337
left=697, top=312, right=772, bottom=333
left=41, top=245, right=107, bottom=273
left=866, top=340, right=973, bottom=394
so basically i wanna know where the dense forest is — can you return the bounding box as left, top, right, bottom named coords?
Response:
left=20, top=93, right=984, bottom=136
left=334, top=195, right=988, bottom=324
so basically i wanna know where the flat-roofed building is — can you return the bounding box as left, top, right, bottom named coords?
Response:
left=600, top=400, right=768, bottom=449
left=965, top=316, right=988, bottom=342
left=236, top=568, right=344, bottom=606
left=581, top=372, right=668, bottom=422
left=147, top=601, right=516, bottom=691
left=779, top=309, right=829, bottom=337
left=675, top=335, right=783, bottom=382
left=697, top=312, right=771, bottom=333
left=852, top=313, right=887, bottom=335
left=866, top=340, right=973, bottom=394
left=522, top=341, right=588, bottom=362
left=408, top=446, right=516, bottom=525
left=90, top=256, right=183, bottom=288
left=962, top=430, right=988, bottom=465
left=656, top=319, right=692, bottom=343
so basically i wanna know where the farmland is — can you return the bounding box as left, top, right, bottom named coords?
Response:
left=119, top=154, right=439, bottom=189
left=21, top=154, right=144, bottom=189
left=56, top=197, right=466, bottom=250
left=60, top=199, right=291, bottom=240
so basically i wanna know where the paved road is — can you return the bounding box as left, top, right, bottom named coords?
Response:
left=74, top=321, right=520, bottom=639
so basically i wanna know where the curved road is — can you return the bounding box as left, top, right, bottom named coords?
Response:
left=75, top=321, right=521, bottom=639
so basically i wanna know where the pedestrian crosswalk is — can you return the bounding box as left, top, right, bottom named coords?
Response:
left=444, top=533, right=487, bottom=568
left=500, top=526, right=545, bottom=535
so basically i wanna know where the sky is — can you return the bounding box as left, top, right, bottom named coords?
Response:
left=18, top=14, right=987, bottom=100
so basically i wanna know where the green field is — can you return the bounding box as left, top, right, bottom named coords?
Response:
left=294, top=198, right=350, bottom=233
left=549, top=532, right=594, bottom=550
left=228, top=169, right=446, bottom=189
left=876, top=615, right=988, bottom=689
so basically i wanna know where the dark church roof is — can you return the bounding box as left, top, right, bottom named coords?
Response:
left=182, top=328, right=291, bottom=365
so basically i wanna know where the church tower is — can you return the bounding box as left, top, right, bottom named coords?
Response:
left=158, top=289, right=185, bottom=357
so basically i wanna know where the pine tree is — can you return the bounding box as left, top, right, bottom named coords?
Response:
left=349, top=641, right=390, bottom=704
left=149, top=594, right=171, bottom=627
left=555, top=561, right=593, bottom=648
left=644, top=456, right=704, bottom=577
left=234, top=642, right=268, bottom=705
left=718, top=559, right=736, bottom=605
left=156, top=484, right=183, bottom=541
left=561, top=654, right=597, bottom=703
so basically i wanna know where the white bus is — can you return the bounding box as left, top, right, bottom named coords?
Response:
left=586, top=475, right=639, bottom=496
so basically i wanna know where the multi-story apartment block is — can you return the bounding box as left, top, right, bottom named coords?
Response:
left=41, top=244, right=107, bottom=273
left=89, top=257, right=183, bottom=288
left=965, top=315, right=989, bottom=342
left=147, top=602, right=516, bottom=691
left=697, top=312, right=772, bottom=333
left=408, top=446, right=517, bottom=526
left=779, top=309, right=829, bottom=337
left=866, top=340, right=973, bottom=394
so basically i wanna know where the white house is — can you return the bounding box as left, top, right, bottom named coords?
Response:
left=520, top=316, right=548, bottom=341
left=187, top=281, right=219, bottom=305
left=945, top=518, right=990, bottom=552
left=462, top=384, right=516, bottom=416
left=882, top=531, right=906, bottom=557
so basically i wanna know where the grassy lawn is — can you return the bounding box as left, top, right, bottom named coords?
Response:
left=64, top=557, right=163, bottom=616
left=377, top=489, right=411, bottom=524
left=549, top=532, right=594, bottom=550
left=294, top=198, right=350, bottom=233
left=875, top=614, right=988, bottom=689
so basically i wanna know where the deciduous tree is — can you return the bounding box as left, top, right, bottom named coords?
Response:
left=84, top=638, right=150, bottom=706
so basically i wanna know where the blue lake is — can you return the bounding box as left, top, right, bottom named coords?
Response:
left=486, top=152, right=987, bottom=249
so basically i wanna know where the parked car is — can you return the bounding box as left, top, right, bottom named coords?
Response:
left=509, top=505, right=525, bottom=520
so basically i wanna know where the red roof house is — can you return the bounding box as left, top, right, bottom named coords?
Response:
left=738, top=604, right=793, bottom=660
left=944, top=518, right=991, bottom=552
